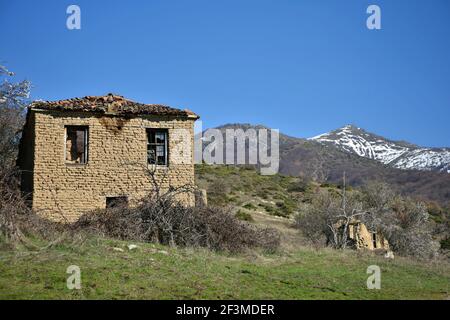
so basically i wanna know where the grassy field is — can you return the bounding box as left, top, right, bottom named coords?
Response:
left=1, top=225, right=449, bottom=299
left=0, top=237, right=448, bottom=300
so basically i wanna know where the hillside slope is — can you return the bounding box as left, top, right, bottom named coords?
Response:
left=208, top=124, right=450, bottom=206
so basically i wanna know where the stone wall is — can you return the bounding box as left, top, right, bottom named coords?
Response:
left=28, top=110, right=196, bottom=222
left=348, top=222, right=389, bottom=250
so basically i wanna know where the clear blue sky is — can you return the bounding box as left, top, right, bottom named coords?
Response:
left=1, top=0, right=449, bottom=147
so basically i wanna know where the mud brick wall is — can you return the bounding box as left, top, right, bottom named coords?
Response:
left=348, top=222, right=389, bottom=250
left=29, top=110, right=195, bottom=222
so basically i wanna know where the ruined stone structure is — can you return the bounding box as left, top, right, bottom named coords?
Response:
left=18, top=94, right=199, bottom=222
left=348, top=221, right=389, bottom=251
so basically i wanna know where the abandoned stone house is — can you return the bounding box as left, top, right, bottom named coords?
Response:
left=348, top=221, right=389, bottom=251
left=18, top=94, right=199, bottom=222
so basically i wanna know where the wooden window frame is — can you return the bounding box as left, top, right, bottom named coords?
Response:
left=65, top=125, right=89, bottom=165
left=147, top=129, right=169, bottom=166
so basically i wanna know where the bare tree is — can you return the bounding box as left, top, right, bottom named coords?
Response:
left=0, top=64, right=34, bottom=244
left=0, top=64, right=31, bottom=170
left=296, top=179, right=440, bottom=259
left=361, top=183, right=439, bottom=259
left=296, top=173, right=366, bottom=249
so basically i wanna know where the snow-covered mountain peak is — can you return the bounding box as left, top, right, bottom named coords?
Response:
left=309, top=125, right=450, bottom=173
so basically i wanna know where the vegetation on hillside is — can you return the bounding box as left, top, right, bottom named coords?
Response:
left=195, top=164, right=302, bottom=218
left=195, top=164, right=449, bottom=259
left=214, top=124, right=450, bottom=206
left=295, top=182, right=440, bottom=259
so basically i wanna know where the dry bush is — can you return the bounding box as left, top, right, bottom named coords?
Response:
left=377, top=197, right=439, bottom=260
left=294, top=203, right=328, bottom=247
left=73, top=198, right=280, bottom=253
left=0, top=170, right=62, bottom=248
left=295, top=181, right=440, bottom=260
left=194, top=206, right=280, bottom=252
left=72, top=207, right=144, bottom=241
left=360, top=182, right=440, bottom=259
left=0, top=170, right=26, bottom=243
left=294, top=189, right=365, bottom=249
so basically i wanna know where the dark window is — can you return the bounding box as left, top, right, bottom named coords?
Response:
left=147, top=129, right=168, bottom=165
left=65, top=126, right=88, bottom=164
left=372, top=232, right=377, bottom=249
left=106, top=197, right=128, bottom=209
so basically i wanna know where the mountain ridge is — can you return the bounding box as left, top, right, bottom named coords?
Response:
left=309, top=124, right=450, bottom=173
left=206, top=123, right=450, bottom=205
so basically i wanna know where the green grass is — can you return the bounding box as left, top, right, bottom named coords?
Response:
left=195, top=164, right=304, bottom=217
left=0, top=237, right=448, bottom=300
left=235, top=210, right=254, bottom=222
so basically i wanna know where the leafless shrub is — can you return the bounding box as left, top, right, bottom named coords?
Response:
left=206, top=179, right=231, bottom=203
left=72, top=207, right=143, bottom=241
left=294, top=189, right=364, bottom=249
left=294, top=202, right=328, bottom=247
left=295, top=180, right=440, bottom=260
left=74, top=199, right=280, bottom=253
left=363, top=191, right=440, bottom=260
left=194, top=206, right=280, bottom=252
left=0, top=170, right=26, bottom=243
left=388, top=229, right=439, bottom=260
left=0, top=169, right=62, bottom=248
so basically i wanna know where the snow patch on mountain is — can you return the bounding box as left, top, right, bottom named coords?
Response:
left=393, top=149, right=450, bottom=172
left=309, top=125, right=450, bottom=173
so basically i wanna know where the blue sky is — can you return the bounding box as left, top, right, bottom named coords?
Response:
left=1, top=0, right=449, bottom=147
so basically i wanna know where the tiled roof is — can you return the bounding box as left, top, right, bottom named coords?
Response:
left=30, top=93, right=199, bottom=119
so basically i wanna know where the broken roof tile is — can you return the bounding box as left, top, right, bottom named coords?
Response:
left=30, top=93, right=199, bottom=119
